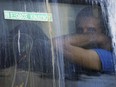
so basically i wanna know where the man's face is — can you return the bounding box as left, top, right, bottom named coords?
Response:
left=76, top=17, right=102, bottom=34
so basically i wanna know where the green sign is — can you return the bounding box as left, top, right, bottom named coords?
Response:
left=4, top=10, right=53, bottom=22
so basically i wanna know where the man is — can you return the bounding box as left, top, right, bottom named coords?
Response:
left=53, top=6, right=114, bottom=74
left=53, top=6, right=116, bottom=87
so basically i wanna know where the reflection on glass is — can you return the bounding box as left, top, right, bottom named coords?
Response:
left=0, top=0, right=116, bottom=87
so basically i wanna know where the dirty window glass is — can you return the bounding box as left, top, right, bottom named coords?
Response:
left=0, top=0, right=116, bottom=87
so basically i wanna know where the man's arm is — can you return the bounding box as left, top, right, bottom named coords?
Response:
left=69, top=33, right=112, bottom=51
left=53, top=33, right=112, bottom=51
left=63, top=43, right=114, bottom=72
left=52, top=36, right=101, bottom=71
left=52, top=33, right=113, bottom=71
left=63, top=44, right=102, bottom=71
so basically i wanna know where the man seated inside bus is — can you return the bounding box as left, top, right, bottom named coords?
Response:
left=53, top=6, right=114, bottom=74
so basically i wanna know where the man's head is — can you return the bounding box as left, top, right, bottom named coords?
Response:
left=75, top=6, right=106, bottom=34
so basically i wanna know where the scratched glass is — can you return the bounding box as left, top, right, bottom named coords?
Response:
left=0, top=0, right=116, bottom=87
